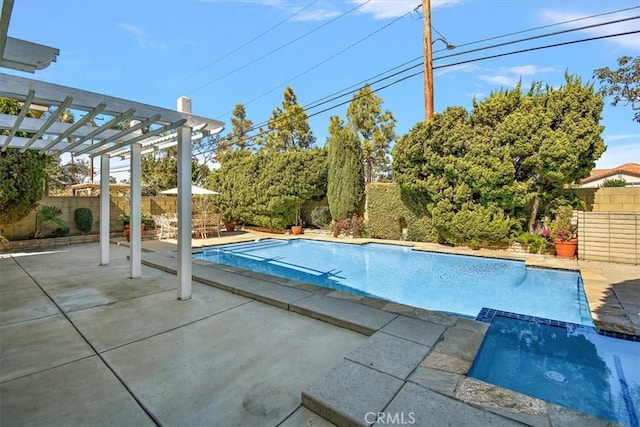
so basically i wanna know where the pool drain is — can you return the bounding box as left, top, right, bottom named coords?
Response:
left=544, top=370, right=567, bottom=383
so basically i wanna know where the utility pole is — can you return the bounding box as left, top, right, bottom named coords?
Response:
left=423, top=0, right=434, bottom=121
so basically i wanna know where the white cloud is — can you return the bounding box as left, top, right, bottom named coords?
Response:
left=596, top=139, right=640, bottom=168
left=507, top=65, right=555, bottom=75
left=478, top=74, right=520, bottom=87
left=117, top=23, right=167, bottom=53
left=293, top=8, right=342, bottom=22
left=539, top=9, right=640, bottom=51
left=434, top=63, right=479, bottom=77
left=231, top=0, right=465, bottom=21
left=603, top=133, right=640, bottom=142
left=476, top=65, right=557, bottom=88
left=349, top=0, right=464, bottom=20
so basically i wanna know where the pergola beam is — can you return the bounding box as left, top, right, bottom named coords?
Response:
left=1, top=89, right=33, bottom=151
left=41, top=102, right=107, bottom=151
left=63, top=108, right=136, bottom=153
left=74, top=113, right=161, bottom=156
left=20, top=96, right=72, bottom=152
left=0, top=73, right=223, bottom=130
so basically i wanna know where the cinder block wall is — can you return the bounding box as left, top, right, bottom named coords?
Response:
left=577, top=188, right=639, bottom=264
left=577, top=211, right=639, bottom=264
left=1, top=196, right=177, bottom=240
left=592, top=187, right=640, bottom=212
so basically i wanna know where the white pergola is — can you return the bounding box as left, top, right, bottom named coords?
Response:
left=0, top=0, right=224, bottom=300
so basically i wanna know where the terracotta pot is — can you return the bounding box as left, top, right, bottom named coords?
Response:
left=291, top=225, right=303, bottom=235
left=224, top=221, right=236, bottom=232
left=124, top=223, right=146, bottom=242
left=553, top=238, right=577, bottom=258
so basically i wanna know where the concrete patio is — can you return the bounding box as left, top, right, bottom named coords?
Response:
left=1, top=234, right=636, bottom=426
left=0, top=242, right=364, bottom=426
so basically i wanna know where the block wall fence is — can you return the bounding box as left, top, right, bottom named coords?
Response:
left=0, top=196, right=177, bottom=240
left=2, top=188, right=638, bottom=264
left=576, top=188, right=640, bottom=265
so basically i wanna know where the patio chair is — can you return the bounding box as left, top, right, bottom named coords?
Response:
left=206, top=213, right=222, bottom=238
left=154, top=214, right=177, bottom=240
left=192, top=216, right=208, bottom=239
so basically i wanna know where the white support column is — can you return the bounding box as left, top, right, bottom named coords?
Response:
left=99, top=154, right=110, bottom=265
left=176, top=125, right=192, bottom=300
left=129, top=142, right=142, bottom=278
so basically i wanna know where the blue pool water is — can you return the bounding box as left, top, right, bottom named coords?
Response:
left=194, top=239, right=592, bottom=325
left=470, top=316, right=640, bottom=426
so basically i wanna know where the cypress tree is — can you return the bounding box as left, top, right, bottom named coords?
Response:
left=327, top=117, right=364, bottom=220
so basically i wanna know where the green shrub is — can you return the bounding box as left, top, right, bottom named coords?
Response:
left=34, top=205, right=68, bottom=238
left=406, top=216, right=439, bottom=243
left=601, top=178, right=627, bottom=187
left=367, top=182, right=438, bottom=242
left=310, top=206, right=331, bottom=228
left=432, top=204, right=515, bottom=245
left=517, top=232, right=551, bottom=254
left=52, top=226, right=70, bottom=237
left=74, top=208, right=93, bottom=233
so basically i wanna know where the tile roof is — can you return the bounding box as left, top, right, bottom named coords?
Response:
left=580, top=162, right=640, bottom=184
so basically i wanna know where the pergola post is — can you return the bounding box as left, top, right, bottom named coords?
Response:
left=176, top=124, right=192, bottom=300
left=129, top=142, right=142, bottom=278
left=99, top=154, right=110, bottom=265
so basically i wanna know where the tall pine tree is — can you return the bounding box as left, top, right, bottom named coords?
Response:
left=265, top=86, right=315, bottom=151
left=346, top=84, right=396, bottom=183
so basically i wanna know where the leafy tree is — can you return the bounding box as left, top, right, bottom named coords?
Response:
left=264, top=86, right=315, bottom=151
left=46, top=158, right=90, bottom=195
left=327, top=116, right=364, bottom=220
left=141, top=147, right=210, bottom=195
left=346, top=84, right=396, bottom=183
left=207, top=149, right=327, bottom=227
left=487, top=76, right=605, bottom=230
left=393, top=74, right=604, bottom=243
left=0, top=97, right=52, bottom=225
left=594, top=56, right=640, bottom=123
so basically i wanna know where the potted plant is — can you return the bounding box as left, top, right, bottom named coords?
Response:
left=119, top=211, right=152, bottom=242
left=223, top=218, right=237, bottom=232
left=549, top=205, right=577, bottom=258
left=291, top=205, right=304, bottom=235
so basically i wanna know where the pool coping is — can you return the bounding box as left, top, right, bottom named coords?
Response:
left=139, top=243, right=620, bottom=427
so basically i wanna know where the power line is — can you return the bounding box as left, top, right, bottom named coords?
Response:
left=193, top=29, right=639, bottom=156
left=452, top=4, right=640, bottom=51
left=214, top=6, right=415, bottom=120
left=211, top=14, right=639, bottom=137
left=186, top=0, right=372, bottom=95
left=181, top=0, right=321, bottom=82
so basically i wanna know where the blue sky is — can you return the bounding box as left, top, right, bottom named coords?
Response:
left=6, top=0, right=640, bottom=177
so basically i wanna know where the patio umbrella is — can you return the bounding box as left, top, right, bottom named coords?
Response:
left=159, top=185, right=219, bottom=195
left=160, top=184, right=220, bottom=218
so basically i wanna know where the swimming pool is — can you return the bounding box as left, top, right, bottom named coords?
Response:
left=194, top=239, right=592, bottom=325
left=470, top=315, right=639, bottom=426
